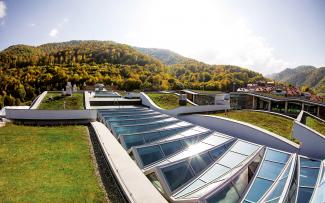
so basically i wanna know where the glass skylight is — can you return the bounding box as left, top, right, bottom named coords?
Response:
left=296, top=156, right=321, bottom=203
left=243, top=148, right=291, bottom=203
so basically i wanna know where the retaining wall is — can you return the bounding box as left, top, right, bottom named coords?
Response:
left=29, top=91, right=47, bottom=109
left=140, top=92, right=229, bottom=116
left=292, top=111, right=325, bottom=159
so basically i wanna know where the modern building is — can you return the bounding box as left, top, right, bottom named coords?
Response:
left=230, top=91, right=325, bottom=119
left=97, top=106, right=324, bottom=203
left=3, top=91, right=325, bottom=203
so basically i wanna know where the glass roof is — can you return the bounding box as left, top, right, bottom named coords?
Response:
left=311, top=162, right=325, bottom=203
left=133, top=131, right=212, bottom=168
left=98, top=107, right=324, bottom=203
left=159, top=139, right=236, bottom=193
left=296, top=156, right=321, bottom=203
left=112, top=118, right=180, bottom=135
left=262, top=155, right=295, bottom=203
left=243, top=148, right=291, bottom=203
left=171, top=140, right=261, bottom=199
left=121, top=125, right=193, bottom=149
left=108, top=115, right=170, bottom=126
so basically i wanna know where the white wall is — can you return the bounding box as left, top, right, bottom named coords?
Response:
left=29, top=91, right=47, bottom=109
left=140, top=92, right=229, bottom=116
left=179, top=114, right=299, bottom=153
left=6, top=109, right=97, bottom=120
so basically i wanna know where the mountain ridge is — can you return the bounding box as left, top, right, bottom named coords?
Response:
left=270, top=65, right=325, bottom=93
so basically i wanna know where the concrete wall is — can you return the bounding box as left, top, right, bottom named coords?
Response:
left=29, top=91, right=47, bottom=109
left=179, top=114, right=299, bottom=154
left=292, top=111, right=325, bottom=159
left=84, top=91, right=91, bottom=109
left=140, top=92, right=229, bottom=116
left=6, top=109, right=97, bottom=121
left=292, top=122, right=325, bottom=159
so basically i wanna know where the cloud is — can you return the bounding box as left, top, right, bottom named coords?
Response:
left=48, top=18, right=69, bottom=37
left=0, top=1, right=6, bottom=18
left=49, top=28, right=59, bottom=37
left=28, top=23, right=36, bottom=27
left=129, top=0, right=291, bottom=75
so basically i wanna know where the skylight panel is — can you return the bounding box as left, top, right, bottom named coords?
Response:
left=161, top=161, right=195, bottom=192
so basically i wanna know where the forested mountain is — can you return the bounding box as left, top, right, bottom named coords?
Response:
left=270, top=65, right=325, bottom=93
left=0, top=40, right=265, bottom=107
left=135, top=47, right=191, bottom=65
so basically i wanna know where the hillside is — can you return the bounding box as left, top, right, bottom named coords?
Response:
left=270, top=65, right=325, bottom=93
left=0, top=40, right=265, bottom=107
left=135, top=47, right=192, bottom=65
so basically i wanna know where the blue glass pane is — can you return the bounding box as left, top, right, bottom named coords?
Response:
left=206, top=184, right=239, bottom=203
left=266, top=176, right=287, bottom=201
left=297, top=187, right=313, bottom=203
left=162, top=162, right=194, bottom=191
left=245, top=178, right=273, bottom=202
left=189, top=153, right=213, bottom=174
left=258, top=160, right=285, bottom=180
left=209, top=147, right=226, bottom=160
left=138, top=146, right=164, bottom=166
left=265, top=149, right=290, bottom=164
left=231, top=141, right=259, bottom=156
left=201, top=164, right=230, bottom=183
left=299, top=167, right=320, bottom=187
left=218, top=151, right=247, bottom=168
left=143, top=132, right=162, bottom=143
left=180, top=137, right=198, bottom=147
left=123, top=135, right=145, bottom=149
left=161, top=141, right=184, bottom=156
left=300, top=157, right=321, bottom=168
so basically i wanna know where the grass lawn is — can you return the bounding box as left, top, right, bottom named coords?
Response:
left=306, top=116, right=325, bottom=135
left=0, top=124, right=106, bottom=202
left=147, top=93, right=192, bottom=110
left=213, top=111, right=297, bottom=142
left=38, top=92, right=84, bottom=110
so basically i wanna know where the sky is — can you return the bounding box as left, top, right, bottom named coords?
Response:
left=0, top=0, right=324, bottom=75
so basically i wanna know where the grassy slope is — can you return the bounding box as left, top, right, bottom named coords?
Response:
left=0, top=124, right=106, bottom=202
left=306, top=116, right=325, bottom=135
left=147, top=93, right=191, bottom=110
left=213, top=111, right=296, bottom=142
left=38, top=92, right=84, bottom=110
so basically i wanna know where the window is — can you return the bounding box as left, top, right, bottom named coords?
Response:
left=245, top=178, right=273, bottom=202
left=189, top=153, right=213, bottom=174
left=265, top=149, right=290, bottom=164
left=161, top=141, right=184, bottom=157
left=258, top=161, right=285, bottom=181
left=231, top=141, right=259, bottom=156
left=200, top=164, right=230, bottom=183
left=207, top=184, right=240, bottom=203
left=138, top=146, right=164, bottom=166
left=124, top=135, right=145, bottom=149
left=299, top=167, right=320, bottom=187
left=300, top=157, right=321, bottom=168
left=162, top=161, right=194, bottom=191
left=218, top=151, right=247, bottom=168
